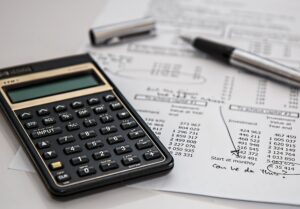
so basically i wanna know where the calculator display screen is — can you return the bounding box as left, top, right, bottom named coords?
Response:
left=6, top=73, right=103, bottom=103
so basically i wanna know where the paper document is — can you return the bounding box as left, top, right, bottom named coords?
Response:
left=10, top=0, right=300, bottom=205
left=83, top=0, right=300, bottom=205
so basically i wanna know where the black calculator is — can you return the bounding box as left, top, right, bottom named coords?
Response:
left=0, top=54, right=173, bottom=196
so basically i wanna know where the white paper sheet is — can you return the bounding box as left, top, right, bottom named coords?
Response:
left=9, top=0, right=300, bottom=205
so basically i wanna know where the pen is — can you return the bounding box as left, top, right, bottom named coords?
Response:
left=180, top=35, right=300, bottom=88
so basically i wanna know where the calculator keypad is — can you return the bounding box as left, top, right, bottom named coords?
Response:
left=16, top=91, right=165, bottom=185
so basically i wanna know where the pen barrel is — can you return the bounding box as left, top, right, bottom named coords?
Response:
left=230, top=49, right=300, bottom=87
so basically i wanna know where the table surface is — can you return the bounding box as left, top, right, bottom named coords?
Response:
left=0, top=1, right=299, bottom=208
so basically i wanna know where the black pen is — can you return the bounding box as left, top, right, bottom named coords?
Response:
left=180, top=35, right=300, bottom=88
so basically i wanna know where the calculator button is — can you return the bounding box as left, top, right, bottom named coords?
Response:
left=60, top=113, right=73, bottom=122
left=50, top=161, right=63, bottom=170
left=66, top=122, right=80, bottom=131
left=93, top=150, right=111, bottom=160
left=103, top=94, right=116, bottom=102
left=87, top=97, right=100, bottom=105
left=107, top=135, right=125, bottom=144
left=117, top=111, right=130, bottom=119
left=36, top=140, right=50, bottom=149
left=19, top=112, right=32, bottom=120
left=56, top=173, right=71, bottom=183
left=143, top=149, right=162, bottom=161
left=71, top=101, right=84, bottom=109
left=70, top=155, right=89, bottom=166
left=115, top=145, right=132, bottom=155
left=57, top=135, right=75, bottom=145
left=37, top=108, right=50, bottom=116
left=25, top=121, right=38, bottom=129
left=79, top=130, right=96, bottom=139
left=100, top=115, right=114, bottom=123
left=93, top=105, right=107, bottom=114
left=110, top=102, right=123, bottom=110
left=100, top=125, right=117, bottom=135
left=136, top=138, right=153, bottom=150
left=77, top=109, right=90, bottom=118
left=43, top=150, right=57, bottom=160
left=42, top=117, right=56, bottom=126
left=83, top=119, right=97, bottom=127
left=122, top=155, right=141, bottom=166
left=128, top=130, right=145, bottom=139
left=31, top=127, right=62, bottom=139
left=78, top=166, right=96, bottom=177
left=64, top=145, right=82, bottom=155
left=86, top=140, right=103, bottom=150
left=54, top=104, right=67, bottom=112
left=99, top=160, right=119, bottom=171
left=121, top=120, right=138, bottom=130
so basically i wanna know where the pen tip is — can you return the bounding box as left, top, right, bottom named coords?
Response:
left=179, top=35, right=194, bottom=44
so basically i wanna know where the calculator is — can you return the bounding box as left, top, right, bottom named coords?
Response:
left=0, top=54, right=173, bottom=196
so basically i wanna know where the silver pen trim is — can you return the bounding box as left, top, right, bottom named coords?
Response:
left=230, top=49, right=300, bottom=87
left=90, top=16, right=156, bottom=45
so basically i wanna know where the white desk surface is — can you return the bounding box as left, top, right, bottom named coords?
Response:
left=0, top=1, right=299, bottom=208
